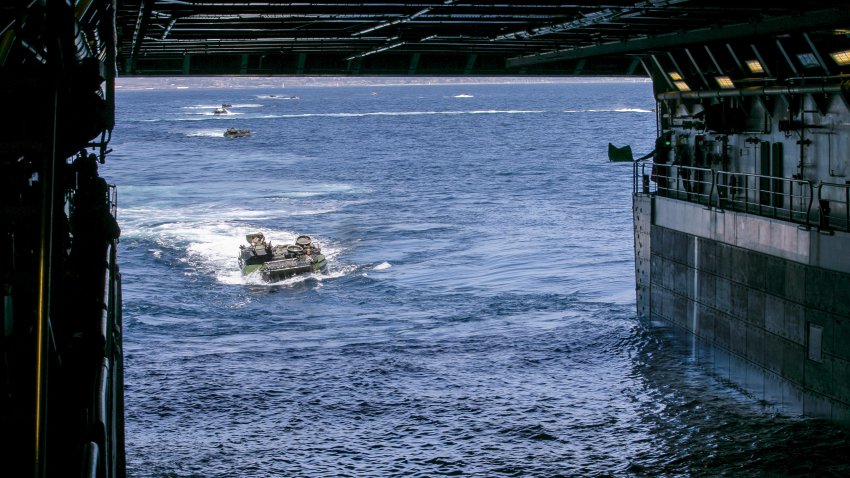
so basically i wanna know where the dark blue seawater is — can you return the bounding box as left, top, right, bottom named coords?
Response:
left=106, top=82, right=849, bottom=477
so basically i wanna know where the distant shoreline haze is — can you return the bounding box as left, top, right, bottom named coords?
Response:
left=115, top=76, right=650, bottom=91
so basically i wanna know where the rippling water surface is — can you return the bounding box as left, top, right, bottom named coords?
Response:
left=106, top=81, right=850, bottom=477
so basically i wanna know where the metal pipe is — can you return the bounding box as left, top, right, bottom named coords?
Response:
left=98, top=358, right=110, bottom=472
left=83, top=442, right=99, bottom=478
left=657, top=83, right=841, bottom=101
left=72, top=19, right=93, bottom=61
left=104, top=0, right=117, bottom=135
left=34, top=80, right=58, bottom=478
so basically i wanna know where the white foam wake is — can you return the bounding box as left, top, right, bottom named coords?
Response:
left=184, top=129, right=227, bottom=138
left=119, top=206, right=351, bottom=287
left=257, top=109, right=544, bottom=119
left=256, top=95, right=299, bottom=100
left=182, top=103, right=263, bottom=109
left=563, top=108, right=653, bottom=113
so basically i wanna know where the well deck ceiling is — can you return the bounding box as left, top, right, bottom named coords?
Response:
left=112, top=1, right=850, bottom=75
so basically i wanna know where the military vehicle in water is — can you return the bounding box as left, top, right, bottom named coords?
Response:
left=238, top=233, right=327, bottom=282
left=224, top=128, right=250, bottom=138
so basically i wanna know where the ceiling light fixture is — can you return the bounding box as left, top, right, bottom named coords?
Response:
left=745, top=59, right=764, bottom=74
left=796, top=53, right=820, bottom=68
left=715, top=76, right=734, bottom=89
left=829, top=49, right=850, bottom=65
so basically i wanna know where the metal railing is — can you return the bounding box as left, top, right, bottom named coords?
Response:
left=657, top=164, right=714, bottom=205
left=633, top=161, right=657, bottom=194
left=818, top=182, right=850, bottom=232
left=633, top=162, right=817, bottom=228
left=714, top=171, right=814, bottom=225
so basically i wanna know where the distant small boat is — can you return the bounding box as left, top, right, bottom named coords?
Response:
left=213, top=107, right=229, bottom=115
left=224, top=128, right=250, bottom=138
left=608, top=143, right=634, bottom=162
left=453, top=93, right=474, bottom=98
left=221, top=103, right=232, bottom=108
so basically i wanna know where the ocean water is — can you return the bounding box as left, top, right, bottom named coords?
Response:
left=106, top=82, right=849, bottom=477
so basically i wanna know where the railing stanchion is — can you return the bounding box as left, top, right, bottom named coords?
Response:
left=708, top=169, right=720, bottom=209
left=633, top=162, right=638, bottom=193
left=808, top=182, right=814, bottom=228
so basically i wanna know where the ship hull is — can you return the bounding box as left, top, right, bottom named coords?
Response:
left=635, top=193, right=850, bottom=423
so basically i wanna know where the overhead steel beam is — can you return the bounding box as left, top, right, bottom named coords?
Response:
left=507, top=6, right=850, bottom=68
left=684, top=48, right=709, bottom=88
left=161, top=17, right=177, bottom=40
left=345, top=38, right=406, bottom=60
left=352, top=0, right=456, bottom=37
left=130, top=0, right=155, bottom=59
left=802, top=32, right=831, bottom=75
left=775, top=38, right=799, bottom=76
left=494, top=0, right=689, bottom=41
